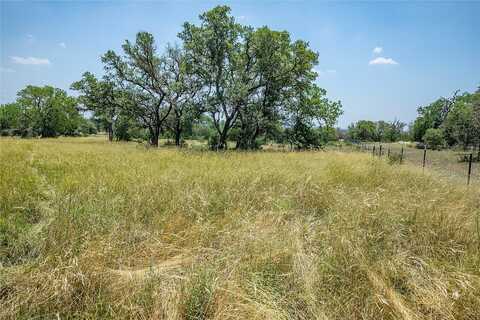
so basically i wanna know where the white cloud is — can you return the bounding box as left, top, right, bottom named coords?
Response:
left=369, top=57, right=398, bottom=65
left=373, top=46, right=383, bottom=54
left=59, top=42, right=66, bottom=48
left=11, top=56, right=51, bottom=65
left=0, top=67, right=15, bottom=73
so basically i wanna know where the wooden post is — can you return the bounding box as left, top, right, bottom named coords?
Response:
left=387, top=148, right=391, bottom=158
left=379, top=145, right=383, bottom=157
left=422, top=146, right=427, bottom=172
left=372, top=145, right=376, bottom=157
left=467, top=153, right=473, bottom=186
left=400, top=145, right=404, bottom=164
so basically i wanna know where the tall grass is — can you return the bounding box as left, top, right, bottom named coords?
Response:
left=1, top=137, right=479, bottom=319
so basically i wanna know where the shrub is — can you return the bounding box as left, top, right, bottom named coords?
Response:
left=208, top=134, right=220, bottom=150
left=422, top=128, right=445, bottom=150
left=0, top=129, right=12, bottom=136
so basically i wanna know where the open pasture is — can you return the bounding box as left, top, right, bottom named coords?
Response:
left=1, top=137, right=480, bottom=319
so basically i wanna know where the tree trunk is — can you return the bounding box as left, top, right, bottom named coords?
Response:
left=218, top=130, right=228, bottom=150
left=150, top=134, right=159, bottom=147
left=175, top=119, right=182, bottom=147
left=149, top=126, right=160, bottom=147
left=107, top=124, right=113, bottom=142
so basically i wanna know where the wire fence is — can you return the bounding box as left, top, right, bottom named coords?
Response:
left=329, top=143, right=480, bottom=187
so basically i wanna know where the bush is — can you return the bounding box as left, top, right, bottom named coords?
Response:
left=20, top=128, right=36, bottom=138
left=0, top=129, right=13, bottom=136
left=422, top=128, right=445, bottom=150
left=78, top=120, right=98, bottom=135
left=208, top=134, right=220, bottom=150
left=113, top=117, right=147, bottom=142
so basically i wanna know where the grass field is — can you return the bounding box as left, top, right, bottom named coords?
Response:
left=1, top=137, right=480, bottom=319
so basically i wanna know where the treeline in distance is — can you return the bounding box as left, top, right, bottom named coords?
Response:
left=1, top=6, right=343, bottom=150
left=1, top=6, right=478, bottom=150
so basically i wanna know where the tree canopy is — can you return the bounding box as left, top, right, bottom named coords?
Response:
left=346, top=120, right=406, bottom=142
left=0, top=85, right=89, bottom=138
left=177, top=6, right=337, bottom=149
left=2, top=6, right=343, bottom=149
left=412, top=88, right=480, bottom=149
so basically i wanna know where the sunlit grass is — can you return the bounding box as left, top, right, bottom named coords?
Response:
left=1, top=137, right=479, bottom=319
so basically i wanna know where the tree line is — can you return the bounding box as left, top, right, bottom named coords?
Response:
left=1, top=6, right=343, bottom=150
left=0, top=86, right=96, bottom=138
left=343, top=87, right=479, bottom=149
left=2, top=6, right=477, bottom=151
left=412, top=88, right=480, bottom=149
left=345, top=120, right=408, bottom=143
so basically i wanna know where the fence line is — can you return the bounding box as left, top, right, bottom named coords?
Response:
left=333, top=143, right=478, bottom=186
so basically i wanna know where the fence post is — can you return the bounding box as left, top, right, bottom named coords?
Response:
left=467, top=153, right=473, bottom=186
left=379, top=145, right=382, bottom=157
left=422, top=146, right=427, bottom=172
left=387, top=148, right=391, bottom=158
left=372, top=145, right=376, bottom=157
left=400, top=145, right=404, bottom=164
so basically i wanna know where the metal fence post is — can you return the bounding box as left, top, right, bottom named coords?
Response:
left=372, top=145, right=376, bottom=157
left=379, top=145, right=382, bottom=157
left=467, top=153, right=473, bottom=185
left=400, top=145, right=404, bottom=164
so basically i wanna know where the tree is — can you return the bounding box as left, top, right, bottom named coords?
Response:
left=385, top=120, right=406, bottom=142
left=162, top=45, right=204, bottom=146
left=71, top=72, right=123, bottom=141
left=233, top=26, right=320, bottom=149
left=179, top=6, right=320, bottom=150
left=374, top=120, right=405, bottom=142
left=423, top=128, right=445, bottom=150
left=0, top=103, right=21, bottom=131
left=283, top=85, right=343, bottom=149
left=16, top=85, right=81, bottom=137
left=113, top=115, right=146, bottom=141
left=443, top=91, right=480, bottom=149
left=347, top=120, right=377, bottom=141
left=412, top=92, right=458, bottom=142
left=473, top=88, right=480, bottom=151
left=102, top=32, right=174, bottom=147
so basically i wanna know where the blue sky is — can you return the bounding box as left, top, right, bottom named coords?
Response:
left=1, top=1, right=479, bottom=128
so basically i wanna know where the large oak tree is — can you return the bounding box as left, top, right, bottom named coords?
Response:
left=179, top=6, right=323, bottom=149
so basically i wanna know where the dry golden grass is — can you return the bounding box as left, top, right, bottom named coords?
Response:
left=1, top=137, right=480, bottom=319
